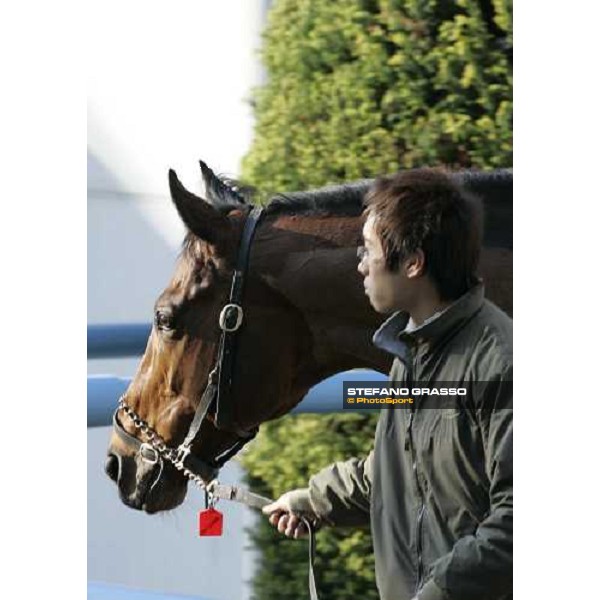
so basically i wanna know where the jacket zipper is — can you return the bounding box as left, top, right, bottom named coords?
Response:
left=405, top=354, right=425, bottom=593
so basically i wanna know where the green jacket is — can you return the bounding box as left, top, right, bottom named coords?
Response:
left=308, top=284, right=513, bottom=600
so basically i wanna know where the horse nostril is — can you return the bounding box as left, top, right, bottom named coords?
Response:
left=105, top=454, right=120, bottom=482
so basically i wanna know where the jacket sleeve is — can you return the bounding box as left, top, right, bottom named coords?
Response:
left=307, top=450, right=374, bottom=527
left=420, top=367, right=513, bottom=600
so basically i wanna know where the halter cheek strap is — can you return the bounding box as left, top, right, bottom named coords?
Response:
left=175, top=205, right=263, bottom=463
left=214, top=205, right=263, bottom=429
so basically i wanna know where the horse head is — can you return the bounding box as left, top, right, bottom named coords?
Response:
left=105, top=162, right=319, bottom=513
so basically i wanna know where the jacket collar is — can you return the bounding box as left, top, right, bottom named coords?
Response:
left=372, top=283, right=484, bottom=360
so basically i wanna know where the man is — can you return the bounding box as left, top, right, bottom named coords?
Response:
left=262, top=168, right=513, bottom=600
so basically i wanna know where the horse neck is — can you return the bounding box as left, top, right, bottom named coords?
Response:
left=252, top=212, right=392, bottom=379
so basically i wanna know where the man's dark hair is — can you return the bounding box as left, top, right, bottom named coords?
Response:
left=364, top=168, right=483, bottom=301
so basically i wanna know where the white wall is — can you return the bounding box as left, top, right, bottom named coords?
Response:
left=88, top=2, right=270, bottom=597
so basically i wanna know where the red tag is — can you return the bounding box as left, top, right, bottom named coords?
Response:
left=199, top=508, right=223, bottom=536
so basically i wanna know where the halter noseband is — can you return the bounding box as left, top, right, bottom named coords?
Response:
left=112, top=205, right=264, bottom=489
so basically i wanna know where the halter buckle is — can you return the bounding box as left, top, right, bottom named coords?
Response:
left=219, top=303, right=244, bottom=332
left=140, top=443, right=159, bottom=465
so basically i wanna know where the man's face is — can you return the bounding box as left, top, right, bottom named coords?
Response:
left=358, top=216, right=408, bottom=314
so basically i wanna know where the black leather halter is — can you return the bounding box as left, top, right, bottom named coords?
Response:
left=112, top=205, right=264, bottom=478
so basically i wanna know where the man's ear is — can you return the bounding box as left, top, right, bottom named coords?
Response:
left=404, top=249, right=426, bottom=279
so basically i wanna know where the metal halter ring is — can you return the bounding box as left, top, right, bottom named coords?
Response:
left=139, top=443, right=159, bottom=465
left=219, top=303, right=244, bottom=332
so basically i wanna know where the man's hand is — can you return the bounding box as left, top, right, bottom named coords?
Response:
left=262, top=488, right=318, bottom=539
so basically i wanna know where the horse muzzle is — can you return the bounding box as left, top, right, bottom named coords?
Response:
left=105, top=449, right=187, bottom=513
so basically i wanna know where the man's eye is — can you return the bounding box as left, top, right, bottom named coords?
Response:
left=357, top=246, right=368, bottom=261
left=155, top=311, right=175, bottom=330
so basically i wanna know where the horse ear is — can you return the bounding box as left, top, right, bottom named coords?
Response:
left=199, top=160, right=245, bottom=207
left=168, top=169, right=231, bottom=246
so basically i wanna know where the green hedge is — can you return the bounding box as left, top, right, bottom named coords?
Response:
left=239, top=1, right=512, bottom=598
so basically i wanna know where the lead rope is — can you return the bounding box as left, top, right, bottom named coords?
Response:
left=306, top=518, right=319, bottom=600
left=208, top=482, right=319, bottom=600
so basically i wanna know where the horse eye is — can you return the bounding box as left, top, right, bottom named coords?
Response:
left=155, top=310, right=175, bottom=331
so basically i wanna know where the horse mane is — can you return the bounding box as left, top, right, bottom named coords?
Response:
left=459, top=168, right=512, bottom=188
left=182, top=168, right=511, bottom=260
left=264, top=181, right=371, bottom=217
left=220, top=169, right=512, bottom=218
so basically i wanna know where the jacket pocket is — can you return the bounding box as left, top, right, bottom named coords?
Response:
left=420, top=409, right=490, bottom=525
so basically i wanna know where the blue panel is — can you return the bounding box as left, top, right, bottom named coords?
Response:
left=290, top=370, right=387, bottom=413
left=88, top=581, right=213, bottom=600
left=88, top=323, right=152, bottom=359
left=88, top=376, right=130, bottom=427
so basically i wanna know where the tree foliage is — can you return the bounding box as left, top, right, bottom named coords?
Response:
left=242, top=0, right=512, bottom=193
left=239, top=1, right=512, bottom=598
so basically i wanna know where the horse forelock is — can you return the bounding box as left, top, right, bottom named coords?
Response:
left=167, top=233, right=216, bottom=293
left=181, top=231, right=206, bottom=260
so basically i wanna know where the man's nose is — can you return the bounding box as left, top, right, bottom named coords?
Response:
left=358, top=259, right=368, bottom=277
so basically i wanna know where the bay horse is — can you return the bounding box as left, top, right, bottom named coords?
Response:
left=105, top=162, right=512, bottom=514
